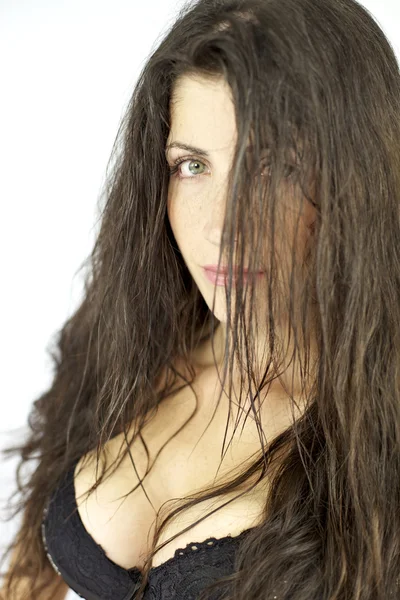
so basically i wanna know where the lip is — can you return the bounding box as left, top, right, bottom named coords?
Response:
left=202, top=264, right=263, bottom=274
left=202, top=265, right=265, bottom=286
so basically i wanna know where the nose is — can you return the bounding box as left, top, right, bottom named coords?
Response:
left=203, top=191, right=227, bottom=247
left=203, top=181, right=241, bottom=249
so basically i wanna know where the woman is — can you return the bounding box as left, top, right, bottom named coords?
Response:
left=1, top=0, right=399, bottom=598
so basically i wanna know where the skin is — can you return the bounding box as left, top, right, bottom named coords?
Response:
left=166, top=73, right=318, bottom=422
left=62, top=77, right=320, bottom=581
left=69, top=77, right=321, bottom=578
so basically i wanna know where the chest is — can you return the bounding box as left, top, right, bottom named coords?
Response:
left=73, top=370, right=287, bottom=573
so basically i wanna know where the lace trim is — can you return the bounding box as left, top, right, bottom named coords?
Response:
left=41, top=498, right=62, bottom=578
left=42, top=458, right=400, bottom=599
left=40, top=457, right=256, bottom=592
left=145, top=527, right=255, bottom=577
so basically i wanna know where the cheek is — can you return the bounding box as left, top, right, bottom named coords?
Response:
left=167, top=196, right=194, bottom=258
left=167, top=196, right=182, bottom=241
left=167, top=194, right=201, bottom=239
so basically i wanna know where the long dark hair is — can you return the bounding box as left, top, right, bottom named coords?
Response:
left=1, top=0, right=400, bottom=598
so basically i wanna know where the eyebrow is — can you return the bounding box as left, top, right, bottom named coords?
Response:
left=164, top=141, right=266, bottom=160
left=165, top=141, right=211, bottom=158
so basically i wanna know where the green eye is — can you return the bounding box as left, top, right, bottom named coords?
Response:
left=169, top=157, right=208, bottom=180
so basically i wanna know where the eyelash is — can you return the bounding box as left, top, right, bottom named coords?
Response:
left=168, top=156, right=208, bottom=181
left=168, top=156, right=297, bottom=180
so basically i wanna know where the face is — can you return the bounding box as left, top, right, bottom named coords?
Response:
left=166, top=74, right=239, bottom=326
left=166, top=74, right=318, bottom=404
left=166, top=74, right=316, bottom=322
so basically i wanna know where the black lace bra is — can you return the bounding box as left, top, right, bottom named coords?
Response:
left=41, top=456, right=256, bottom=600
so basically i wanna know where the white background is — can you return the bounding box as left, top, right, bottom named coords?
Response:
left=0, top=1, right=398, bottom=598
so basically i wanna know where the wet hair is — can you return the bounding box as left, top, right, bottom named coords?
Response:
left=1, top=0, right=400, bottom=598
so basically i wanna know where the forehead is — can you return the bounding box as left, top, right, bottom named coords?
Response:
left=167, top=75, right=303, bottom=163
left=170, top=73, right=232, bottom=103
left=167, top=75, right=237, bottom=154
